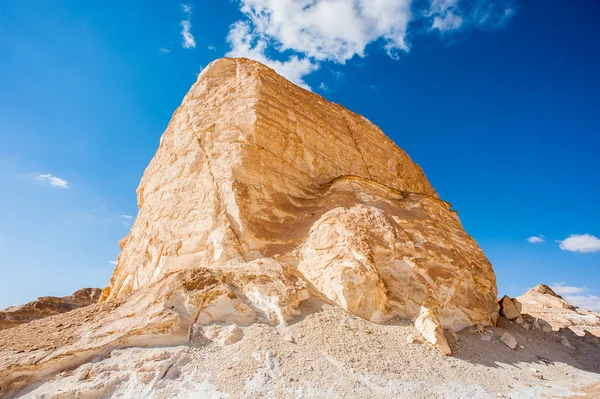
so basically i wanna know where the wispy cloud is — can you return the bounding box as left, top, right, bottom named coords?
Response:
left=226, top=21, right=318, bottom=90
left=226, top=0, right=516, bottom=89
left=558, top=234, right=600, bottom=253
left=561, top=294, right=600, bottom=312
left=109, top=260, right=117, bottom=265
left=527, top=235, right=545, bottom=244
left=180, top=4, right=196, bottom=49
left=550, top=283, right=600, bottom=312
left=31, top=173, right=70, bottom=188
left=158, top=47, right=170, bottom=54
left=121, top=215, right=133, bottom=220
left=318, top=82, right=330, bottom=92
left=208, top=45, right=217, bottom=51
left=551, top=282, right=589, bottom=295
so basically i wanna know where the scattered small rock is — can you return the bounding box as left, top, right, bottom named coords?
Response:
left=284, top=334, right=295, bottom=344
left=480, top=334, right=492, bottom=341
left=406, top=334, right=420, bottom=344
left=537, top=355, right=554, bottom=365
left=561, top=337, right=572, bottom=348
left=501, top=332, right=518, bottom=350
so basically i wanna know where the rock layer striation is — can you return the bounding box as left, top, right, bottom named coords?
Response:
left=102, top=57, right=498, bottom=350
left=0, top=288, right=101, bottom=330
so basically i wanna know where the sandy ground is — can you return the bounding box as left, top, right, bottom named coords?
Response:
left=9, top=299, right=600, bottom=399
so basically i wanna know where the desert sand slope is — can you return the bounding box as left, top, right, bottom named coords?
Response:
left=0, top=288, right=101, bottom=330
left=0, top=298, right=599, bottom=398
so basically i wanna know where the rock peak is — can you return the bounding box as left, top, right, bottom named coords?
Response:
left=527, top=284, right=562, bottom=298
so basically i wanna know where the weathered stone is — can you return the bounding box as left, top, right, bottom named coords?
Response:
left=0, top=288, right=101, bottom=330
left=100, top=58, right=498, bottom=350
left=500, top=332, right=517, bottom=350
left=518, top=285, right=600, bottom=339
left=0, top=58, right=502, bottom=395
left=499, top=296, right=521, bottom=321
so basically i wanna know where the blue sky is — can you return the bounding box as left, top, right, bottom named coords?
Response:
left=1, top=0, right=599, bottom=310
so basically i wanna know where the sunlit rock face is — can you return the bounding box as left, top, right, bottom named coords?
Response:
left=0, top=288, right=101, bottom=330
left=518, top=284, right=600, bottom=338
left=101, top=57, right=498, bottom=351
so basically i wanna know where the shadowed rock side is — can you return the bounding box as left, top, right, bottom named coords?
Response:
left=102, top=58, right=498, bottom=350
left=0, top=288, right=101, bottom=330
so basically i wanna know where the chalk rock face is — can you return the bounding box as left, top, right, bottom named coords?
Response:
left=102, top=57, right=498, bottom=351
left=518, top=284, right=600, bottom=338
left=0, top=288, right=101, bottom=330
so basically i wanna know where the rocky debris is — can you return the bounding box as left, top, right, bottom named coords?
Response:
left=2, top=302, right=599, bottom=399
left=532, top=370, right=544, bottom=380
left=518, top=284, right=600, bottom=338
left=0, top=288, right=101, bottom=330
left=583, top=331, right=600, bottom=345
left=561, top=337, right=572, bottom=349
left=284, top=334, right=295, bottom=344
left=415, top=307, right=452, bottom=355
left=204, top=325, right=244, bottom=346
left=481, top=334, right=492, bottom=341
left=500, top=332, right=518, bottom=349
left=498, top=296, right=522, bottom=321
left=537, top=355, right=554, bottom=365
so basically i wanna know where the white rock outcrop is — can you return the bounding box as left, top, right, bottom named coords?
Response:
left=0, top=58, right=502, bottom=396
left=102, top=58, right=498, bottom=351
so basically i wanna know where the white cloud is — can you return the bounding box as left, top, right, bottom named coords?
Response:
left=121, top=215, right=133, bottom=220
left=550, top=283, right=600, bottom=311
left=561, top=294, right=600, bottom=312
left=159, top=47, right=170, bottom=54
left=319, top=82, right=330, bottom=92
left=226, top=21, right=318, bottom=89
left=180, top=4, right=196, bottom=49
left=550, top=282, right=589, bottom=295
left=181, top=4, right=192, bottom=14
left=109, top=260, right=117, bottom=265
left=208, top=45, right=217, bottom=51
left=32, top=173, right=70, bottom=188
left=181, top=21, right=196, bottom=49
left=527, top=235, right=545, bottom=244
left=428, top=0, right=515, bottom=32
left=558, top=234, right=600, bottom=253
left=226, top=0, right=516, bottom=89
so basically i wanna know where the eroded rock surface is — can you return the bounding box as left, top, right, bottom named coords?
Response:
left=0, top=288, right=101, bottom=330
left=0, top=57, right=501, bottom=396
left=103, top=57, right=498, bottom=344
left=518, top=284, right=600, bottom=338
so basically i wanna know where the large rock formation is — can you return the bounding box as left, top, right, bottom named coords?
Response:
left=518, top=284, right=600, bottom=338
left=4, top=58, right=600, bottom=399
left=0, top=288, right=101, bottom=330
left=103, top=57, right=498, bottom=349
